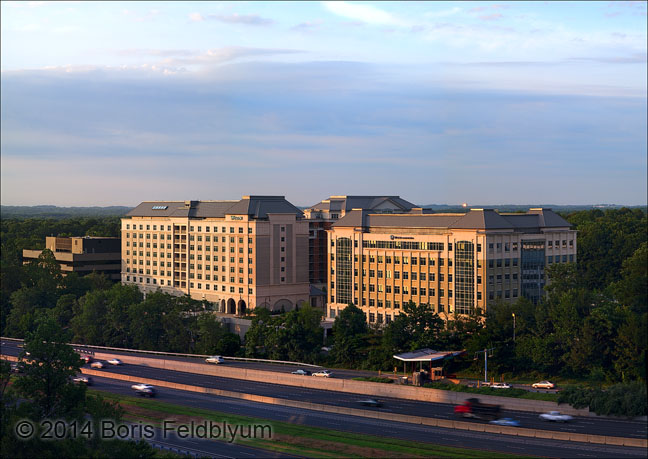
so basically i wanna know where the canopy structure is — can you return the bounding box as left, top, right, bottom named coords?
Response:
left=393, top=349, right=465, bottom=362
left=393, top=349, right=465, bottom=379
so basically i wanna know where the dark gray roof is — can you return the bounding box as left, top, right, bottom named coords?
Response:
left=308, top=195, right=415, bottom=213
left=225, top=196, right=304, bottom=219
left=126, top=196, right=303, bottom=219
left=333, top=208, right=572, bottom=230
left=450, top=209, right=514, bottom=229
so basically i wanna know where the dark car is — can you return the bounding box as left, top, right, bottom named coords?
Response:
left=291, top=369, right=312, bottom=376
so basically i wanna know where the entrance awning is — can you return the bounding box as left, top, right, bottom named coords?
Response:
left=393, top=348, right=465, bottom=362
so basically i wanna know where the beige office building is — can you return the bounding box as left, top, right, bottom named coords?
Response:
left=327, top=208, right=576, bottom=323
left=23, top=236, right=121, bottom=280
left=122, top=196, right=309, bottom=315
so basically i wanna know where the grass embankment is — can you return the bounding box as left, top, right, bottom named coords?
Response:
left=424, top=382, right=558, bottom=402
left=91, top=390, right=531, bottom=458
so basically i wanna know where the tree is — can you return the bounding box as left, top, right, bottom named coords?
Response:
left=400, top=301, right=444, bottom=351
left=245, top=307, right=273, bottom=358
left=13, top=316, right=86, bottom=419
left=611, top=242, right=648, bottom=315
left=332, top=304, right=368, bottom=366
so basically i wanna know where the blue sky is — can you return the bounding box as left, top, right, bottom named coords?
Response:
left=1, top=1, right=646, bottom=206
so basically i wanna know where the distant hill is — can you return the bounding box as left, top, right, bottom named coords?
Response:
left=1, top=205, right=134, bottom=219
left=416, top=204, right=643, bottom=213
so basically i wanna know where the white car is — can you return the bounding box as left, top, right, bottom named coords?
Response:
left=131, top=384, right=156, bottom=397
left=90, top=361, right=104, bottom=369
left=205, top=356, right=225, bottom=364
left=490, top=382, right=511, bottom=389
left=312, top=370, right=333, bottom=378
left=107, top=358, right=122, bottom=365
left=539, top=411, right=573, bottom=422
left=532, top=380, right=556, bottom=389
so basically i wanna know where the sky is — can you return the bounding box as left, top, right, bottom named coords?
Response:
left=1, top=1, right=646, bottom=207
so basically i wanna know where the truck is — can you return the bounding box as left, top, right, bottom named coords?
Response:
left=454, top=398, right=501, bottom=420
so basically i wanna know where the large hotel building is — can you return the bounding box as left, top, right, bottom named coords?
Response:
left=121, top=196, right=309, bottom=315
left=327, top=208, right=576, bottom=323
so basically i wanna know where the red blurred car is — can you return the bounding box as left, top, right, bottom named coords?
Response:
left=80, top=355, right=93, bottom=364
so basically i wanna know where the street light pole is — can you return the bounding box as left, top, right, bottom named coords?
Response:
left=474, top=347, right=496, bottom=384
left=512, top=313, right=516, bottom=342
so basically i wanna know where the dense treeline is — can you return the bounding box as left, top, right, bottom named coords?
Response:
left=1, top=250, right=240, bottom=355
left=1, top=205, right=132, bottom=218
left=1, top=217, right=121, bottom=334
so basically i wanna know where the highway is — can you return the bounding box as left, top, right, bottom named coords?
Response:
left=87, top=376, right=645, bottom=458
left=2, top=339, right=646, bottom=440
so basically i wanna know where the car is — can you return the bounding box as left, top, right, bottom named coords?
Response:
left=205, top=355, right=225, bottom=364
left=80, top=355, right=93, bottom=364
left=73, top=375, right=93, bottom=385
left=107, top=358, right=122, bottom=365
left=291, top=369, right=312, bottom=376
left=539, top=411, right=573, bottom=422
left=90, top=361, right=104, bottom=369
left=356, top=399, right=383, bottom=408
left=312, top=370, right=333, bottom=378
left=131, top=384, right=156, bottom=397
left=489, top=417, right=520, bottom=427
left=532, top=380, right=556, bottom=389
left=490, top=382, right=511, bottom=389
left=10, top=363, right=22, bottom=374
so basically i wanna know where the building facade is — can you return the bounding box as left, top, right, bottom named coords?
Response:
left=121, top=196, right=310, bottom=315
left=327, top=208, right=576, bottom=324
left=23, top=236, right=121, bottom=280
left=304, top=196, right=416, bottom=305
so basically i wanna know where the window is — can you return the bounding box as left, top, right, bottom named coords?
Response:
left=420, top=272, right=426, bottom=281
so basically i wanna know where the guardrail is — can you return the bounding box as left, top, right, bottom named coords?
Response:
left=1, top=336, right=321, bottom=368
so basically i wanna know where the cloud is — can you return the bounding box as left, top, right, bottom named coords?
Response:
left=188, top=12, right=204, bottom=22
left=569, top=52, right=648, bottom=64
left=291, top=20, right=323, bottom=32
left=207, top=13, right=274, bottom=26
left=322, top=1, right=407, bottom=27
left=479, top=13, right=503, bottom=21
left=1, top=60, right=646, bottom=206
left=423, top=7, right=461, bottom=19
left=121, top=8, right=161, bottom=23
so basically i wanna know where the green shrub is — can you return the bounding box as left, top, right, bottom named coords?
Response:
left=558, top=382, right=647, bottom=416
